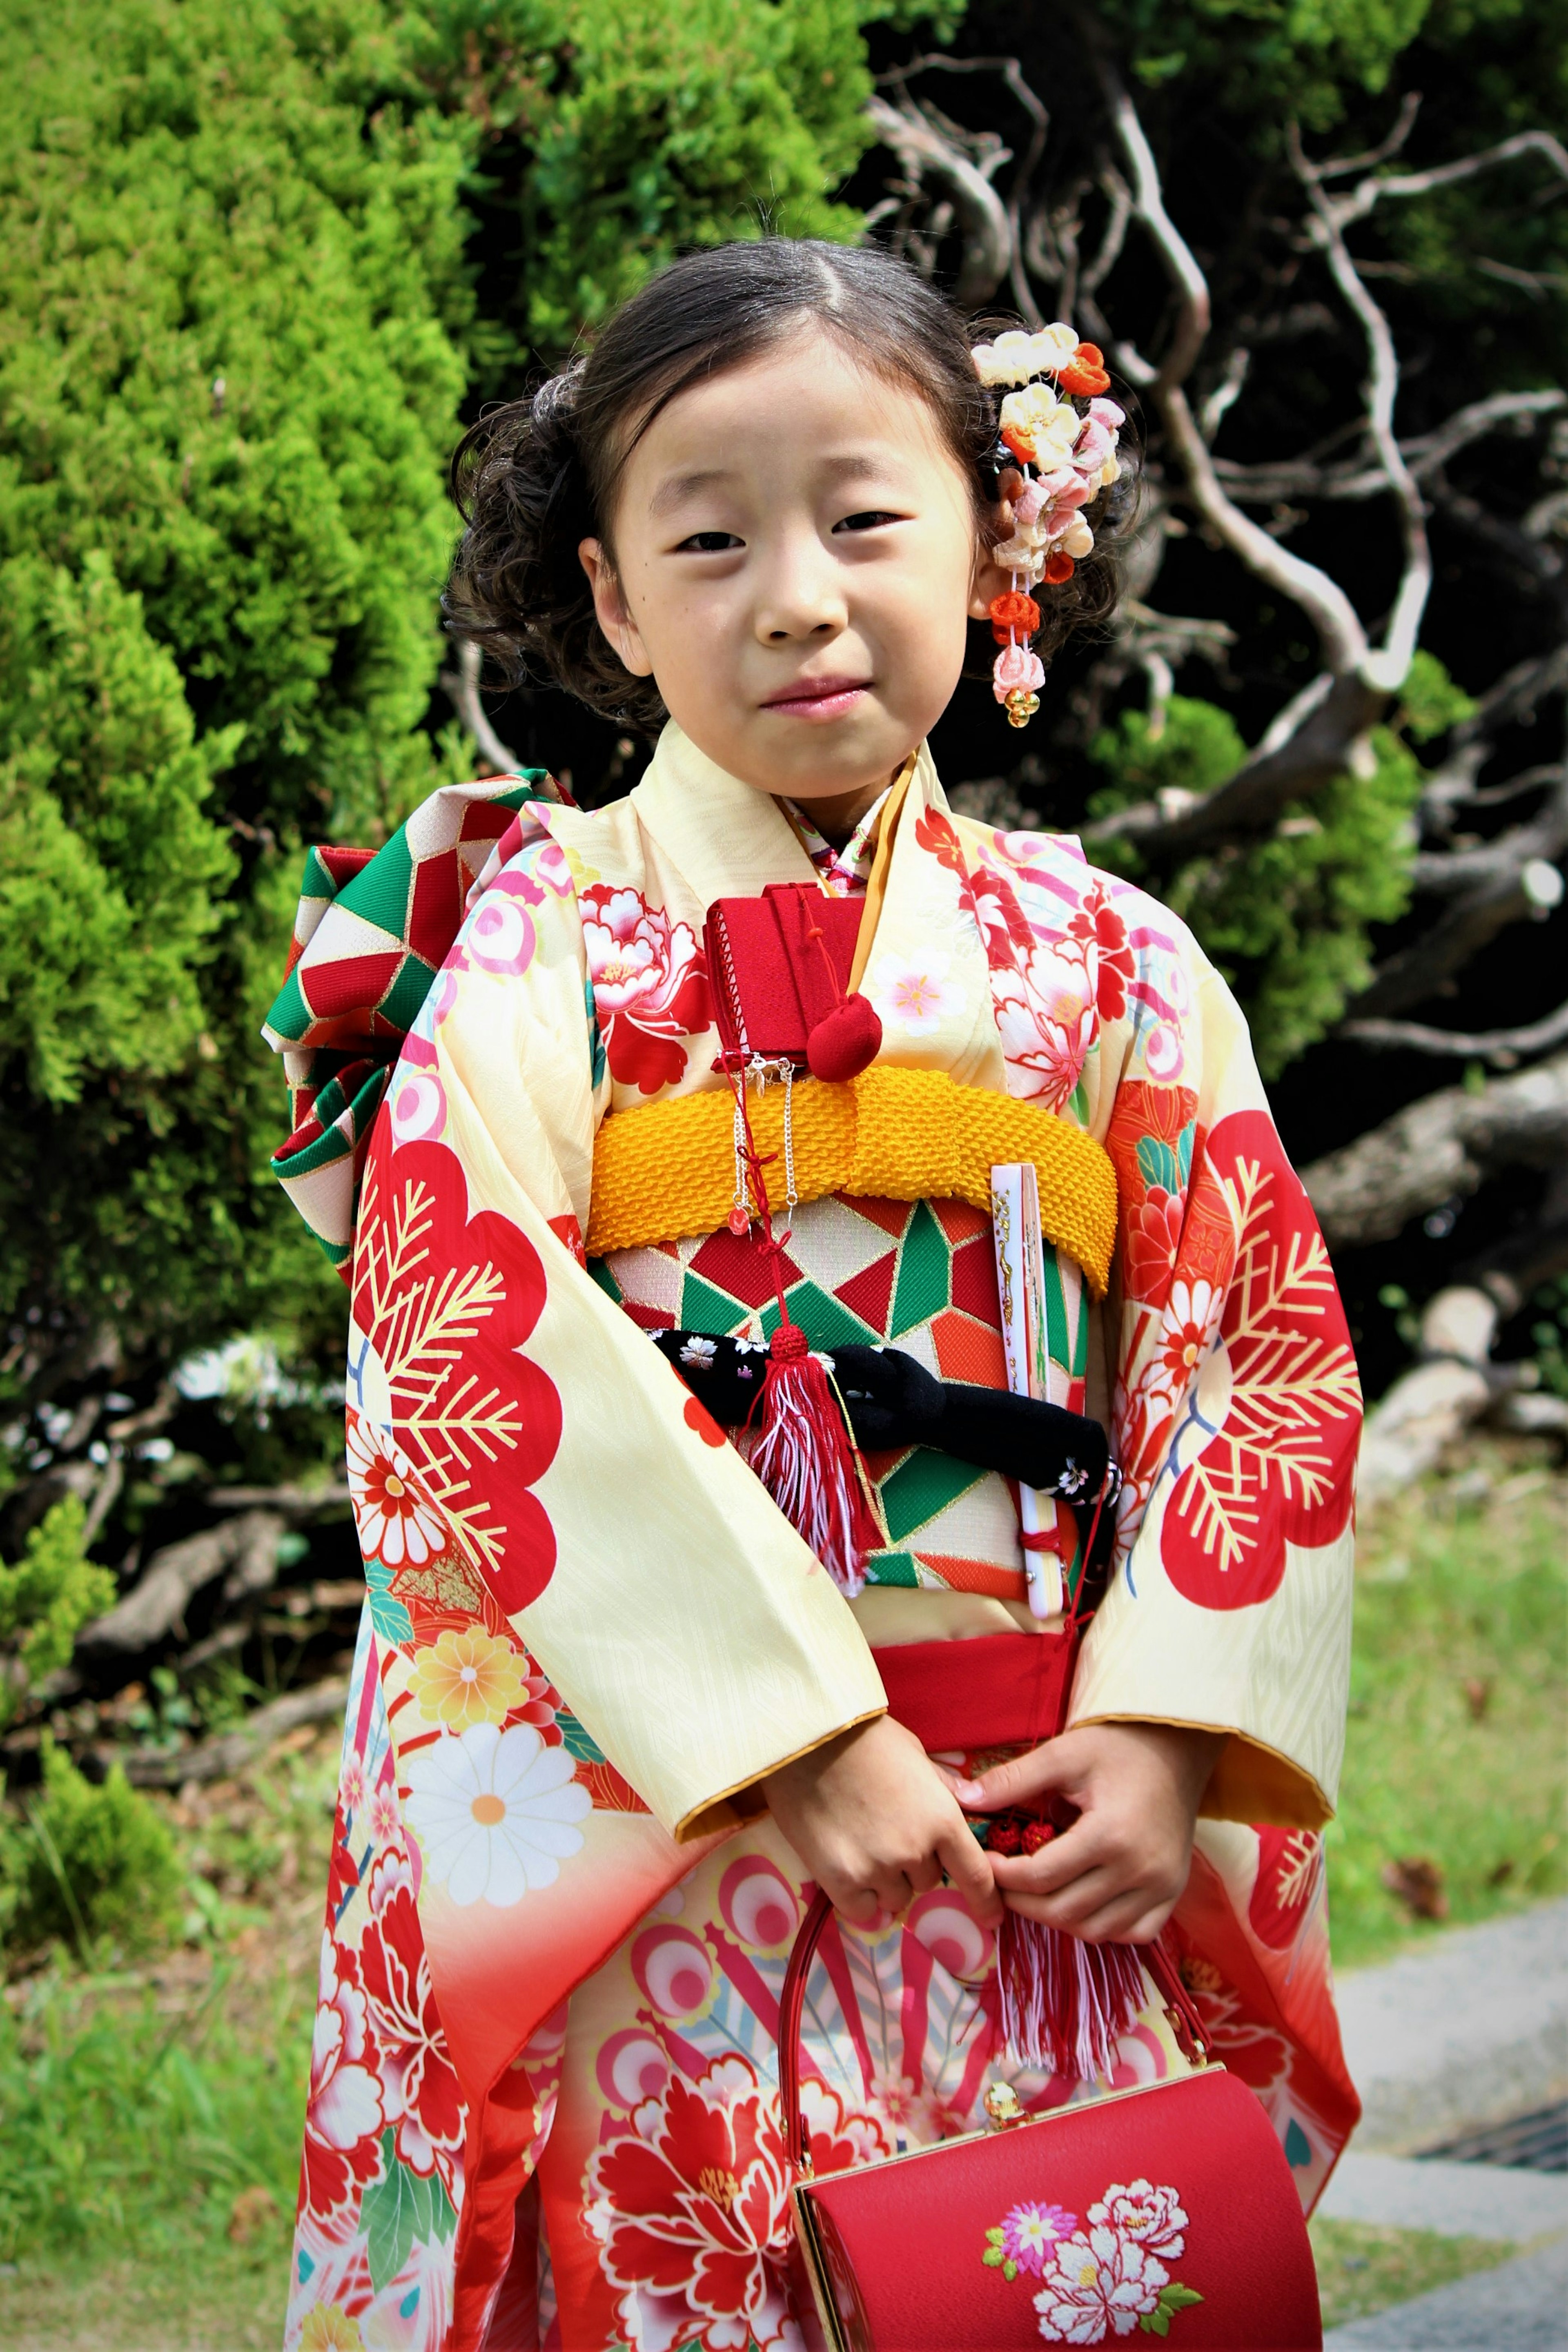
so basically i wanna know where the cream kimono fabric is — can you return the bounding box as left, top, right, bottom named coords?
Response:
left=274, top=724, right=1361, bottom=2351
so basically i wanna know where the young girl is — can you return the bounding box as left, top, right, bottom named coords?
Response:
left=268, top=241, right=1361, bottom=2352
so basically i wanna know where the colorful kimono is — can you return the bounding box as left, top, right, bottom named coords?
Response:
left=265, top=726, right=1362, bottom=2352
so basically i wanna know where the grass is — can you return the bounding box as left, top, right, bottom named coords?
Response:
left=0, top=1730, right=332, bottom=2350
left=0, top=1443, right=1561, bottom=2345
left=1308, top=2214, right=1519, bottom=2327
left=1327, top=1436, right=1568, bottom=1970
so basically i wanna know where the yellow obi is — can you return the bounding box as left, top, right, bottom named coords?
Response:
left=586, top=1064, right=1118, bottom=1297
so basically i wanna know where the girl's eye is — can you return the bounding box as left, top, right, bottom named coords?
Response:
left=676, top=530, right=744, bottom=553
left=834, top=510, right=900, bottom=534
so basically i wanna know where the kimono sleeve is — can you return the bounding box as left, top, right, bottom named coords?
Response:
left=1069, top=956, right=1362, bottom=1829
left=350, top=838, right=886, bottom=1841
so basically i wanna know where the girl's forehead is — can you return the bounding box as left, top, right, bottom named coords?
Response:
left=623, top=331, right=959, bottom=499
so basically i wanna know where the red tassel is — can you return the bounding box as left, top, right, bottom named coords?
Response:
left=750, top=1324, right=884, bottom=1596
left=999, top=1914, right=1149, bottom=2081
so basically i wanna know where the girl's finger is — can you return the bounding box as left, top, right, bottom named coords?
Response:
left=952, top=1741, right=1077, bottom=1813
left=999, top=1858, right=1123, bottom=1931
left=935, top=1822, right=1002, bottom=1927
left=988, top=1815, right=1107, bottom=1899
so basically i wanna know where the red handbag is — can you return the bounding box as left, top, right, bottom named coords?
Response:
left=780, top=1889, right=1322, bottom=2351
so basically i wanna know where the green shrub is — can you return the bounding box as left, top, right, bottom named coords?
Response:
left=0, top=1498, right=115, bottom=1731
left=4, top=1737, right=183, bottom=1960
left=1091, top=693, right=1428, bottom=1077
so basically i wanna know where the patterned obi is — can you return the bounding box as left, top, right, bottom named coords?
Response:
left=590, top=1192, right=1091, bottom=1604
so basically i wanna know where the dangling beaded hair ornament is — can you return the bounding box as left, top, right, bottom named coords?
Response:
left=972, top=325, right=1124, bottom=729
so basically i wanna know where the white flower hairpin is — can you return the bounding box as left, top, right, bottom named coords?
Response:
left=971, top=325, right=1125, bottom=728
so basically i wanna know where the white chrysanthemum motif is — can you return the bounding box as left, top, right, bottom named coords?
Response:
left=404, top=1721, right=591, bottom=1907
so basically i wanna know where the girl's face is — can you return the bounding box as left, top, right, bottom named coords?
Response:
left=579, top=327, right=1009, bottom=828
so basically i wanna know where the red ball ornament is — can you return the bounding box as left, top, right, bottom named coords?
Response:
left=806, top=993, right=883, bottom=1084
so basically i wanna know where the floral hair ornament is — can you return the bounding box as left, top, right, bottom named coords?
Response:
left=971, top=325, right=1124, bottom=728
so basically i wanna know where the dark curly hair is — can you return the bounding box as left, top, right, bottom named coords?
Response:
left=445, top=240, right=1137, bottom=733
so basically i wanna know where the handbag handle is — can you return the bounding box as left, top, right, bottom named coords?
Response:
left=778, top=1886, right=1208, bottom=2175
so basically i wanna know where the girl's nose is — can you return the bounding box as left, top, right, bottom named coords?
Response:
left=755, top=535, right=848, bottom=641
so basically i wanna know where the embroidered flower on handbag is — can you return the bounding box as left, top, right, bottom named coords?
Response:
left=982, top=2178, right=1203, bottom=2341
left=983, top=2201, right=1080, bottom=2280
left=680, top=1335, right=719, bottom=1369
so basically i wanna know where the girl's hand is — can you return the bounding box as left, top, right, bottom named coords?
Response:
left=762, top=1714, right=1001, bottom=1931
left=950, top=1723, right=1226, bottom=1945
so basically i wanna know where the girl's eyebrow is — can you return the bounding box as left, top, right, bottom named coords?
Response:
left=648, top=467, right=735, bottom=519
left=649, top=449, right=909, bottom=523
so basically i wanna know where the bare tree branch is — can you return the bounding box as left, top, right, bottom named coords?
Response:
left=1082, top=673, right=1383, bottom=856
left=863, top=92, right=1012, bottom=304
left=1213, top=390, right=1566, bottom=507
left=1097, top=64, right=1371, bottom=688
left=119, top=1674, right=350, bottom=1788
left=77, top=1512, right=285, bottom=1658
left=1292, top=124, right=1434, bottom=684
left=1324, top=129, right=1568, bottom=232
left=440, top=640, right=526, bottom=776
left=1342, top=998, right=1568, bottom=1065
left=1301, top=1050, right=1568, bottom=1247
left=1314, top=93, right=1424, bottom=182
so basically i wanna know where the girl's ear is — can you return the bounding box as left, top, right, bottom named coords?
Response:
left=968, top=495, right=1016, bottom=620
left=579, top=539, right=654, bottom=677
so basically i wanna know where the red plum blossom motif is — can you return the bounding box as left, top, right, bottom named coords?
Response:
left=581, top=884, right=710, bottom=1096
left=1160, top=1110, right=1361, bottom=1610
left=1069, top=881, right=1135, bottom=1024
left=350, top=1135, right=562, bottom=1614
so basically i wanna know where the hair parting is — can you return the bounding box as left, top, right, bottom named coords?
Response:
left=444, top=240, right=1138, bottom=733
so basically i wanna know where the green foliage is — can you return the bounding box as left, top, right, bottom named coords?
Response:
left=0, top=0, right=940, bottom=1456
left=0, top=1500, right=114, bottom=1730
left=1530, top=1275, right=1568, bottom=1399
left=403, top=0, right=913, bottom=355
left=1091, top=694, right=1426, bottom=1076
left=3, top=1737, right=184, bottom=1959
left=1395, top=649, right=1479, bottom=744
left=0, top=0, right=475, bottom=1405
left=1102, top=0, right=1445, bottom=128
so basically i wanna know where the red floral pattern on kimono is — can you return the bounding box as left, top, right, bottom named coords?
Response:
left=581, top=883, right=710, bottom=1096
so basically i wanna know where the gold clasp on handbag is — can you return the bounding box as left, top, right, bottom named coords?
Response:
left=982, top=2082, right=1027, bottom=2130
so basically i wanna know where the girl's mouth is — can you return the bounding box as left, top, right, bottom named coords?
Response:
left=761, top=677, right=871, bottom=721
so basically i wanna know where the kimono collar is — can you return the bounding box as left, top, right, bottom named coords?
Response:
left=629, top=722, right=822, bottom=906
left=630, top=726, right=1003, bottom=1091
